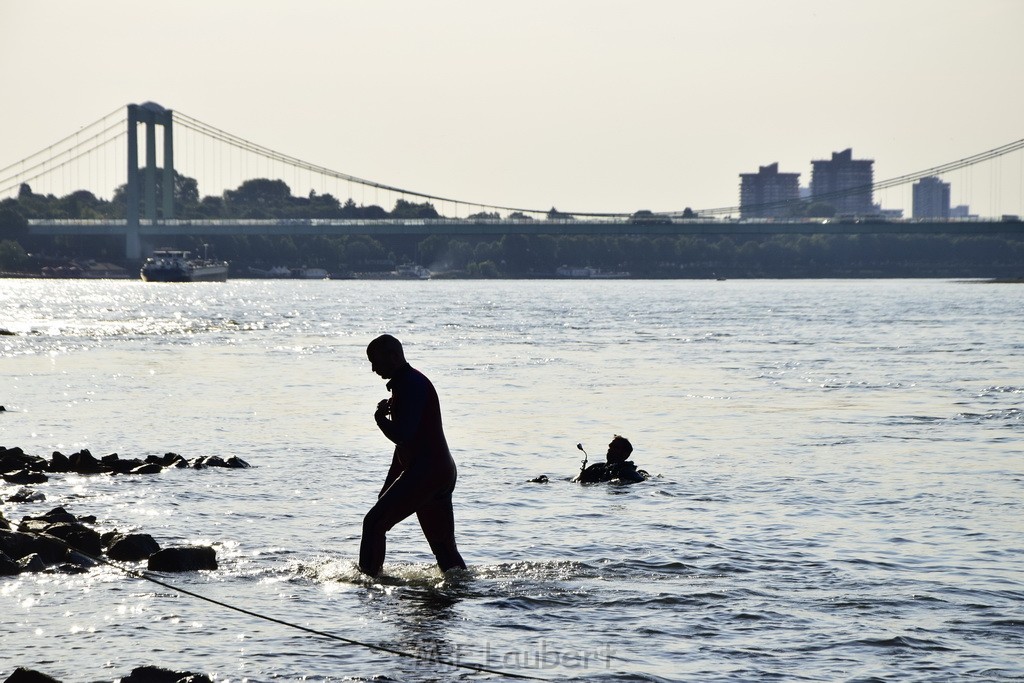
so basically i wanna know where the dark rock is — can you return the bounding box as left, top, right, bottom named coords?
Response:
left=46, top=562, right=88, bottom=575
left=68, top=449, right=102, bottom=473
left=25, top=533, right=69, bottom=564
left=224, top=456, right=251, bottom=468
left=157, top=452, right=188, bottom=467
left=34, top=506, right=79, bottom=525
left=129, top=463, right=163, bottom=475
left=0, top=512, right=9, bottom=531
left=66, top=551, right=97, bottom=568
left=2, top=470, right=48, bottom=485
left=148, top=545, right=217, bottom=572
left=100, top=453, right=130, bottom=474
left=120, top=666, right=212, bottom=683
left=107, top=533, right=161, bottom=561
left=47, top=451, right=71, bottom=472
left=0, top=529, right=29, bottom=559
left=0, top=447, right=27, bottom=474
left=42, top=523, right=102, bottom=557
left=528, top=474, right=549, bottom=483
left=202, top=456, right=227, bottom=468
left=8, top=487, right=46, bottom=503
left=0, top=550, right=20, bottom=575
left=17, top=519, right=52, bottom=534
left=3, top=666, right=63, bottom=682
left=17, top=553, right=46, bottom=573
left=0, top=530, right=67, bottom=564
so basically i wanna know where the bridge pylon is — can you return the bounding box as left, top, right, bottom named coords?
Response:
left=126, top=102, right=173, bottom=259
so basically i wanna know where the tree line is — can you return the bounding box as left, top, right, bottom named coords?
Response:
left=2, top=174, right=1023, bottom=278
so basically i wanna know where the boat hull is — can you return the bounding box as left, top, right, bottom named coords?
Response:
left=141, top=265, right=228, bottom=282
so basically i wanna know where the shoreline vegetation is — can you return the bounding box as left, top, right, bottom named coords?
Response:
left=2, top=177, right=1023, bottom=279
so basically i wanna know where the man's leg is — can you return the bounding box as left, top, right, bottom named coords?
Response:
left=416, top=490, right=467, bottom=572
left=360, top=473, right=429, bottom=576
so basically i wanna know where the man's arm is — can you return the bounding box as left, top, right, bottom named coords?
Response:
left=375, top=374, right=429, bottom=445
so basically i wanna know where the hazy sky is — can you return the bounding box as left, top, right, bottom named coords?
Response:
left=2, top=0, right=1022, bottom=216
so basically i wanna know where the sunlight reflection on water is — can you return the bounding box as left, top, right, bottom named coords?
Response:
left=1, top=279, right=1023, bottom=681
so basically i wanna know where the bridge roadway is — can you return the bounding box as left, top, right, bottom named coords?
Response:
left=28, top=217, right=1024, bottom=258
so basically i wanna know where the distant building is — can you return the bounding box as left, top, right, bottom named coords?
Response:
left=949, top=204, right=975, bottom=219
left=912, top=176, right=951, bottom=219
left=739, top=163, right=801, bottom=218
left=810, top=148, right=874, bottom=216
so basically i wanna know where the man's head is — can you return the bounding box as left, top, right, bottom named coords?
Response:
left=606, top=435, right=633, bottom=464
left=367, top=334, right=406, bottom=379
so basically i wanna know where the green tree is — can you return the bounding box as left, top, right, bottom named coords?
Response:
left=0, top=239, right=29, bottom=271
left=391, top=199, right=440, bottom=219
left=0, top=206, right=29, bottom=241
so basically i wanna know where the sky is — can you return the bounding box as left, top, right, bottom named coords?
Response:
left=1, top=0, right=1022, bottom=217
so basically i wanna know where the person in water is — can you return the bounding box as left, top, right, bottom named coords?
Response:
left=575, top=435, right=649, bottom=484
left=359, top=334, right=467, bottom=577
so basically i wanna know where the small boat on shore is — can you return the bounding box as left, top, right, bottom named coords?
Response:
left=140, top=249, right=229, bottom=282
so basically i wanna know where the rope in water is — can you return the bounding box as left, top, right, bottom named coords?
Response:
left=23, top=534, right=547, bottom=681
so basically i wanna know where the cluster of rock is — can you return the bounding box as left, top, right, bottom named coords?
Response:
left=0, top=505, right=218, bottom=576
left=1, top=446, right=250, bottom=485
left=1, top=440, right=255, bottom=679
left=5, top=664, right=212, bottom=683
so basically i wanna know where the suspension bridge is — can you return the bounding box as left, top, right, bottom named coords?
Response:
left=2, top=102, right=1023, bottom=260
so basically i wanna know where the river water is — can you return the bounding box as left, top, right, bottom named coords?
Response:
left=1, top=278, right=1022, bottom=682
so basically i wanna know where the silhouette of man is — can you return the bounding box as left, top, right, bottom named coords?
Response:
left=575, top=435, right=648, bottom=484
left=360, top=334, right=467, bottom=577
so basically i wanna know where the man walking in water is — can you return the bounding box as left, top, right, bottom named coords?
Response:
left=360, top=334, right=467, bottom=577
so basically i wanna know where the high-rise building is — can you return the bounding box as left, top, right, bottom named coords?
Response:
left=810, top=148, right=874, bottom=216
left=739, top=162, right=800, bottom=218
left=912, top=176, right=951, bottom=219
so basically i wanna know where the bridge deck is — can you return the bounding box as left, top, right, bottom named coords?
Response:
left=28, top=218, right=1024, bottom=239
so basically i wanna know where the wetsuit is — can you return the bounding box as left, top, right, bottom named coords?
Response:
left=360, top=362, right=466, bottom=576
left=576, top=460, right=649, bottom=484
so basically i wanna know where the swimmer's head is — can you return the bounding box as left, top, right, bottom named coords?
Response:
left=606, top=435, right=633, bottom=464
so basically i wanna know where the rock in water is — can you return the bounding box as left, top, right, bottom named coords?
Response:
left=147, top=545, right=217, bottom=572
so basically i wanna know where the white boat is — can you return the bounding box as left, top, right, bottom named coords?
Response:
left=395, top=263, right=431, bottom=279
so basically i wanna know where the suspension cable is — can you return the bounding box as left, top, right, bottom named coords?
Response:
left=0, top=106, right=123, bottom=177
left=0, top=121, right=125, bottom=195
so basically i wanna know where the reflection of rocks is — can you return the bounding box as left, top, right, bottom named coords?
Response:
left=0, top=445, right=250, bottom=478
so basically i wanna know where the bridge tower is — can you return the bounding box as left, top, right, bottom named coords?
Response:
left=126, top=102, right=174, bottom=259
